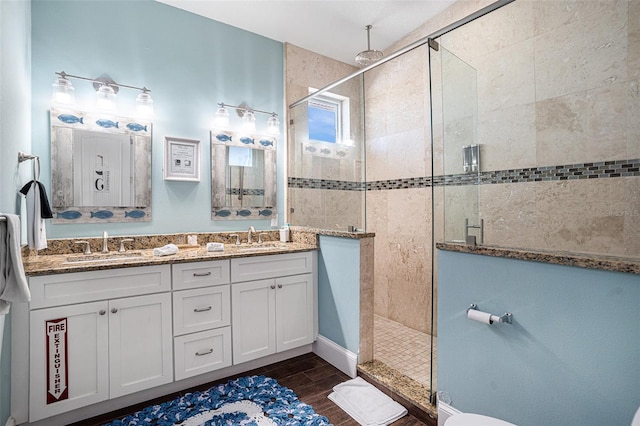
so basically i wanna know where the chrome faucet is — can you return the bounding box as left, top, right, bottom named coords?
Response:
left=102, top=231, right=109, bottom=253
left=247, top=226, right=256, bottom=244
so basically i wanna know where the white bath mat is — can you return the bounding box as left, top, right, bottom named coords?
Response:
left=328, top=376, right=408, bottom=425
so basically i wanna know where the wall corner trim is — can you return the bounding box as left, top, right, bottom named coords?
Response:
left=313, top=335, right=357, bottom=378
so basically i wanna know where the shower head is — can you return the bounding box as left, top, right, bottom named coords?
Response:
left=355, top=25, right=383, bottom=67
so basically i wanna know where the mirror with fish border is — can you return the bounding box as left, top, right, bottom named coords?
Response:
left=50, top=108, right=152, bottom=223
left=210, top=130, right=276, bottom=220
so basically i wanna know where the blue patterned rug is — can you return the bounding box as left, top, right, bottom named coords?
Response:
left=104, top=375, right=330, bottom=425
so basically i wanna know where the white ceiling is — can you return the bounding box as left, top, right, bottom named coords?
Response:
left=156, top=0, right=456, bottom=66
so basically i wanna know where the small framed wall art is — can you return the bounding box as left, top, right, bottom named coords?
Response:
left=164, top=136, right=200, bottom=182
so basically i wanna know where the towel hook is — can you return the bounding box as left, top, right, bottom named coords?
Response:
left=18, top=151, right=38, bottom=163
left=18, top=152, right=41, bottom=181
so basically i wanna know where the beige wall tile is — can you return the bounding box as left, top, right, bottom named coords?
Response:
left=535, top=92, right=588, bottom=165
left=534, top=2, right=628, bottom=101
left=480, top=183, right=538, bottom=248
left=623, top=177, right=640, bottom=256
left=474, top=38, right=536, bottom=115
left=478, top=102, right=537, bottom=171
left=628, top=79, right=640, bottom=158
left=440, top=0, right=535, bottom=62
left=534, top=179, right=626, bottom=255
left=630, top=0, right=640, bottom=80
left=586, top=82, right=630, bottom=161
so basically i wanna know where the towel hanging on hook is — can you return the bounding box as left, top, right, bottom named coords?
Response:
left=18, top=153, right=52, bottom=250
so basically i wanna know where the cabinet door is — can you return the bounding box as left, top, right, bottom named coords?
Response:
left=275, top=273, right=314, bottom=352
left=29, top=301, right=109, bottom=422
left=108, top=293, right=173, bottom=398
left=231, top=279, right=276, bottom=364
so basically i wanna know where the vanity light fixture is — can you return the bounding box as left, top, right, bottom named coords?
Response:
left=51, top=71, right=154, bottom=117
left=213, top=102, right=280, bottom=135
left=51, top=74, right=75, bottom=105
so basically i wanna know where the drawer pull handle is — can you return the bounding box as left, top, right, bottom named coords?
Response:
left=99, top=309, right=106, bottom=316
left=270, top=285, right=276, bottom=289
left=193, top=272, right=212, bottom=277
left=193, top=306, right=212, bottom=313
left=111, top=308, right=118, bottom=314
left=195, top=348, right=213, bottom=356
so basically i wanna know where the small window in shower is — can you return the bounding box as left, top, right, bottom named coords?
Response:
left=307, top=90, right=350, bottom=144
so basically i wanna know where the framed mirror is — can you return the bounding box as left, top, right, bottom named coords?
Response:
left=210, top=131, right=276, bottom=219
left=50, top=108, right=152, bottom=223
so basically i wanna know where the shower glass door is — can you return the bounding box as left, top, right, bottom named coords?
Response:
left=439, top=45, right=481, bottom=243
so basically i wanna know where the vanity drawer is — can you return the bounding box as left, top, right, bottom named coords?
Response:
left=173, top=286, right=231, bottom=336
left=172, top=260, right=230, bottom=290
left=231, top=251, right=313, bottom=283
left=174, top=327, right=232, bottom=380
left=29, top=265, right=171, bottom=309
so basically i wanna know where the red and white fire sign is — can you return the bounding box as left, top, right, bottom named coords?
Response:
left=46, top=317, right=69, bottom=404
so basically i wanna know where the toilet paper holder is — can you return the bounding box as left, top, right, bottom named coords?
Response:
left=467, top=304, right=513, bottom=324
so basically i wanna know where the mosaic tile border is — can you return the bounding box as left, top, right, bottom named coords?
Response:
left=288, top=158, right=640, bottom=191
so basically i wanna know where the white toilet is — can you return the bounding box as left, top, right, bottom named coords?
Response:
left=445, top=405, right=640, bottom=426
left=445, top=412, right=516, bottom=426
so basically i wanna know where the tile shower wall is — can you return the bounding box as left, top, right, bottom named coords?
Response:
left=436, top=0, right=640, bottom=258
left=285, top=43, right=364, bottom=231
left=286, top=0, right=639, bottom=337
left=364, top=48, right=435, bottom=335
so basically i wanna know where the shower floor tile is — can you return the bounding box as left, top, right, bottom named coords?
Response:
left=373, top=314, right=437, bottom=388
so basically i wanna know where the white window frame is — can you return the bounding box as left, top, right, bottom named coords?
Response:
left=308, top=88, right=351, bottom=145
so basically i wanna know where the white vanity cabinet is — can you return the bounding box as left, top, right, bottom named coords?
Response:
left=26, top=266, right=173, bottom=422
left=172, top=260, right=232, bottom=380
left=231, top=252, right=315, bottom=364
left=14, top=251, right=317, bottom=425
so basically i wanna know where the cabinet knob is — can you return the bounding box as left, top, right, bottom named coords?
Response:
left=111, top=308, right=118, bottom=314
left=195, top=348, right=213, bottom=356
left=278, top=284, right=283, bottom=289
left=270, top=285, right=276, bottom=289
left=193, top=306, right=212, bottom=313
left=99, top=309, right=106, bottom=316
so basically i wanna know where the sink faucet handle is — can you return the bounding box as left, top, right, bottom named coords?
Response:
left=258, top=233, right=268, bottom=244
left=119, top=238, right=134, bottom=253
left=75, top=240, right=91, bottom=255
left=229, top=234, right=240, bottom=245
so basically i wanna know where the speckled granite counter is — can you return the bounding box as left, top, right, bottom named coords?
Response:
left=23, top=230, right=318, bottom=276
left=290, top=226, right=375, bottom=239
left=436, top=242, right=640, bottom=274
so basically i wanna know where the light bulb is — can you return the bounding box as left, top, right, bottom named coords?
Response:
left=52, top=76, right=75, bottom=105
left=214, top=106, right=230, bottom=130
left=96, top=84, right=116, bottom=111
left=136, top=90, right=154, bottom=118
left=242, top=110, right=256, bottom=133
left=267, top=114, right=280, bottom=135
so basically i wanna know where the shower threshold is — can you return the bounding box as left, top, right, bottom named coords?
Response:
left=357, top=360, right=437, bottom=425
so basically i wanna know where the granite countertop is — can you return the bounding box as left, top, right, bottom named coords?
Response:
left=23, top=230, right=318, bottom=276
left=436, top=242, right=640, bottom=275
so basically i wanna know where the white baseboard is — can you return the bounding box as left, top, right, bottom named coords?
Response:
left=438, top=401, right=461, bottom=426
left=312, top=335, right=357, bottom=378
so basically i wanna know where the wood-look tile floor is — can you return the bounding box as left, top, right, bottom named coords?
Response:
left=71, top=352, right=428, bottom=425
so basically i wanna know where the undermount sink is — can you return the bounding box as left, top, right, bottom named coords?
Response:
left=64, top=252, right=146, bottom=264
left=233, top=243, right=288, bottom=252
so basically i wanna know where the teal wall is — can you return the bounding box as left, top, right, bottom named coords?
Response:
left=0, top=1, right=285, bottom=422
left=438, top=250, right=640, bottom=426
left=0, top=0, right=32, bottom=423
left=31, top=0, right=285, bottom=239
left=317, top=235, right=360, bottom=354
